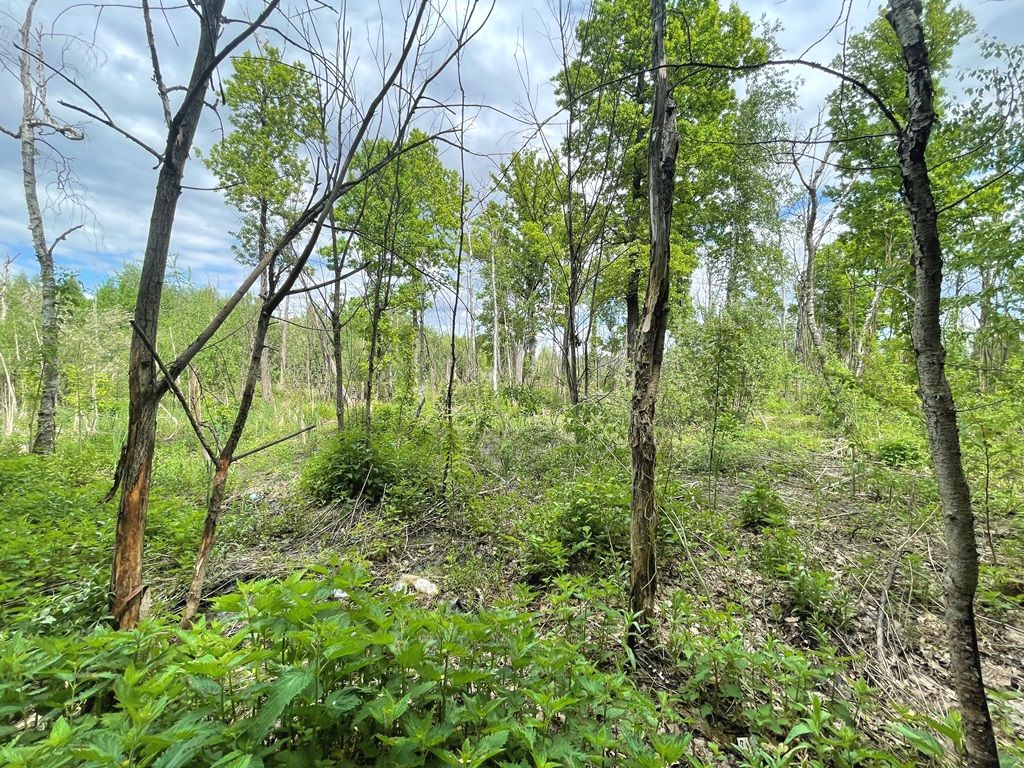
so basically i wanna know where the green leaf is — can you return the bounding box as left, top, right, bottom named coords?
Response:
left=784, top=721, right=815, bottom=744
left=244, top=667, right=314, bottom=742
left=889, top=722, right=945, bottom=759
left=46, top=717, right=72, bottom=747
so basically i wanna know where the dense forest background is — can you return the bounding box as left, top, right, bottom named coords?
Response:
left=1, top=0, right=1022, bottom=765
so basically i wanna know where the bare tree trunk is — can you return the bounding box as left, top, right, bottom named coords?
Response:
left=279, top=294, right=288, bottom=390
left=332, top=275, right=345, bottom=431
left=850, top=280, right=885, bottom=378
left=490, top=237, right=500, bottom=393
left=0, top=255, right=11, bottom=323
left=624, top=71, right=646, bottom=377
left=465, top=234, right=477, bottom=383
left=16, top=0, right=82, bottom=455
left=887, top=2, right=999, bottom=764
left=794, top=138, right=831, bottom=372
left=112, top=0, right=227, bottom=630
left=628, top=0, right=678, bottom=644
left=259, top=201, right=272, bottom=402
left=181, top=302, right=273, bottom=628
left=365, top=271, right=384, bottom=431
left=0, top=352, right=16, bottom=437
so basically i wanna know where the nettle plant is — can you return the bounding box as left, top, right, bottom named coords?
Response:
left=0, top=565, right=691, bottom=767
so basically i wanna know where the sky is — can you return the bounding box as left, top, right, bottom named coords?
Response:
left=0, top=0, right=1021, bottom=295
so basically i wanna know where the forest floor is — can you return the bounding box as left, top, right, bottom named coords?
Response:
left=3, top=396, right=1023, bottom=765
left=152, top=403, right=1024, bottom=762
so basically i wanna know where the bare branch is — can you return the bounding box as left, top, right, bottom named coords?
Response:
left=233, top=423, right=317, bottom=462
left=142, top=0, right=173, bottom=128
left=129, top=319, right=217, bottom=462
left=46, top=224, right=82, bottom=257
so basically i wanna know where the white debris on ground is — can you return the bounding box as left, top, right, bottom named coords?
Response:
left=391, top=574, right=439, bottom=597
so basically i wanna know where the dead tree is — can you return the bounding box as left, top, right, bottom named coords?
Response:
left=628, top=0, right=678, bottom=644
left=887, top=0, right=999, bottom=763
left=791, top=124, right=835, bottom=372
left=106, top=0, right=277, bottom=629
left=2, top=0, right=85, bottom=454
left=177, top=0, right=489, bottom=626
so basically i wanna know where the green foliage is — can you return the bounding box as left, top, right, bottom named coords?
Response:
left=737, top=482, right=787, bottom=531
left=520, top=469, right=631, bottom=581
left=666, top=594, right=851, bottom=738
left=302, top=423, right=445, bottom=508
left=753, top=527, right=849, bottom=631
left=872, top=437, right=926, bottom=470
left=1, top=568, right=682, bottom=767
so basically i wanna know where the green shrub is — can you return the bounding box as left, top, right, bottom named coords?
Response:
left=736, top=482, right=787, bottom=531
left=521, top=471, right=631, bottom=581
left=302, top=423, right=452, bottom=507
left=302, top=428, right=389, bottom=503
left=873, top=437, right=926, bottom=469
left=0, top=567, right=690, bottom=767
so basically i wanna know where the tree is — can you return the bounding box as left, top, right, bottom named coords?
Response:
left=570, top=0, right=770, bottom=376
left=109, top=0, right=273, bottom=630
left=628, top=0, right=678, bottom=643
left=479, top=155, right=558, bottom=387
left=204, top=45, right=321, bottom=402
left=3, top=0, right=85, bottom=454
left=336, top=131, right=460, bottom=429
left=886, top=0, right=999, bottom=762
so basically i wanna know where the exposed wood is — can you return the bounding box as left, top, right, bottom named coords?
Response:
left=628, top=0, right=678, bottom=645
left=112, top=0, right=231, bottom=630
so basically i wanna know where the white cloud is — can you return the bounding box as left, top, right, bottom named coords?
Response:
left=0, top=0, right=1019, bottom=292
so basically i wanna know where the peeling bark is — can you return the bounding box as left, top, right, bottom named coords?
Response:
left=112, top=0, right=227, bottom=630
left=628, top=0, right=678, bottom=644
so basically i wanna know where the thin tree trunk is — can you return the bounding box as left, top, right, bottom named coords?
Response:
left=279, top=294, right=288, bottom=390
left=365, top=274, right=383, bottom=431
left=628, top=0, right=678, bottom=645
left=259, top=201, right=272, bottom=402
left=112, top=0, right=227, bottom=630
left=851, top=280, right=885, bottom=378
left=799, top=181, right=828, bottom=371
left=18, top=1, right=60, bottom=455
left=0, top=255, right=11, bottom=323
left=333, top=279, right=345, bottom=431
left=887, top=2, right=999, bottom=764
left=490, top=236, right=500, bottom=393
left=181, top=303, right=273, bottom=628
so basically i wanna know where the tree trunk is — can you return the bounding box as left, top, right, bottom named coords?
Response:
left=850, top=280, right=885, bottom=378
left=18, top=1, right=59, bottom=455
left=181, top=301, right=273, bottom=628
left=365, top=279, right=383, bottom=431
left=258, top=204, right=272, bottom=402
left=0, top=256, right=11, bottom=323
left=628, top=0, right=678, bottom=645
left=333, top=286, right=345, bottom=431
left=279, top=294, right=288, bottom=389
left=799, top=178, right=828, bottom=371
left=887, top=2, right=999, bottom=764
left=490, top=240, right=500, bottom=393
left=111, top=0, right=226, bottom=630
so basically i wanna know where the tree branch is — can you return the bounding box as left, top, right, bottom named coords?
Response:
left=129, top=319, right=217, bottom=462
left=233, top=423, right=316, bottom=462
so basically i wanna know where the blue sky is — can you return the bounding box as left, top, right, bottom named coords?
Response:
left=1, top=0, right=1021, bottom=294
